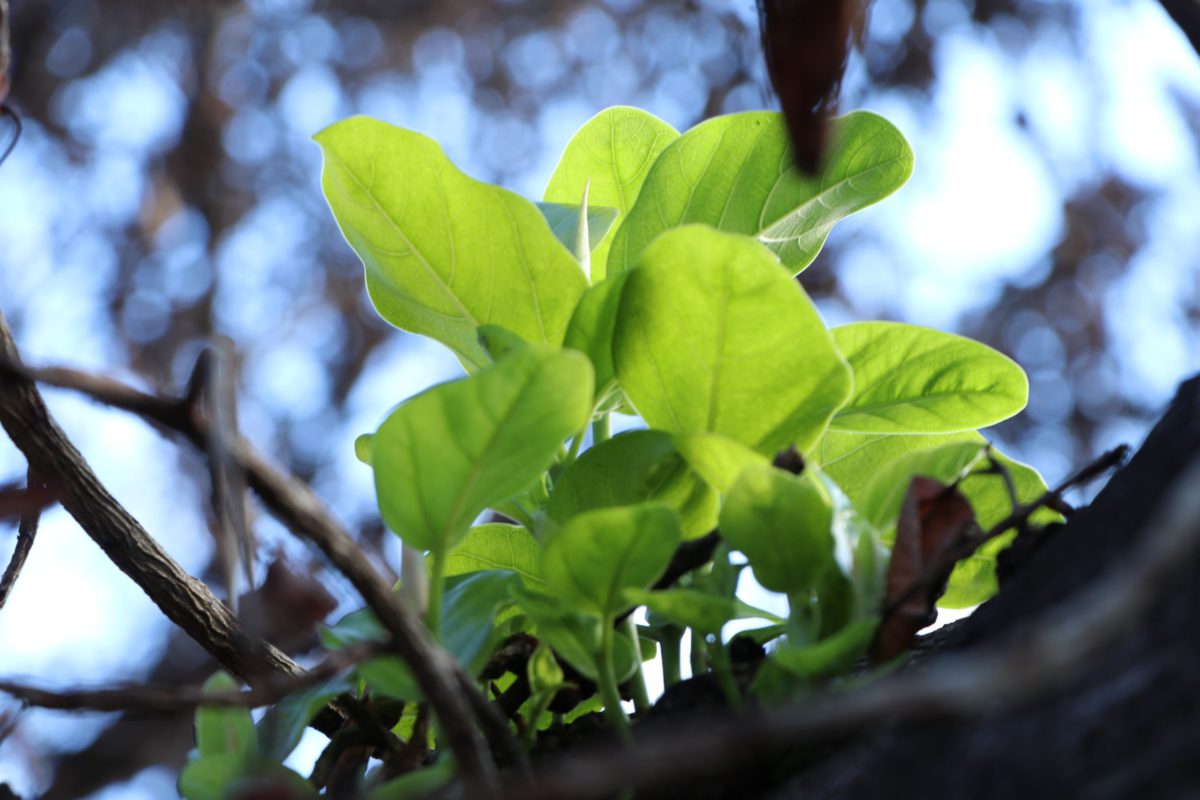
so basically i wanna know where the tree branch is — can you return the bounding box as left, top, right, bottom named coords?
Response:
left=0, top=468, right=44, bottom=611
left=0, top=310, right=303, bottom=686
left=0, top=346, right=502, bottom=794
left=0, top=642, right=379, bottom=714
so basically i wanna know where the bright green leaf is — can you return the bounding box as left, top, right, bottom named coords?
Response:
left=316, top=116, right=588, bottom=370
left=372, top=347, right=593, bottom=553
left=719, top=466, right=835, bottom=595
left=830, top=322, right=1028, bottom=434
left=541, top=503, right=683, bottom=619
left=477, top=324, right=528, bottom=363
left=443, top=523, right=544, bottom=588
left=608, top=111, right=913, bottom=276
left=563, top=272, right=630, bottom=406
left=544, top=106, right=680, bottom=280
left=613, top=226, right=852, bottom=455
left=196, top=672, right=257, bottom=758
left=815, top=430, right=969, bottom=500
left=855, top=441, right=987, bottom=531
left=673, top=432, right=770, bottom=495
left=548, top=429, right=718, bottom=539
left=631, top=588, right=783, bottom=635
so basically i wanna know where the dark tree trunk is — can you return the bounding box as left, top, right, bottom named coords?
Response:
left=773, top=374, right=1200, bottom=799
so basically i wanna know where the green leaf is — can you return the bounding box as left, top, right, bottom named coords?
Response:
left=477, top=324, right=528, bottom=363
left=179, top=754, right=243, bottom=800
left=527, top=642, right=565, bottom=695
left=196, top=672, right=257, bottom=758
left=815, top=430, right=969, bottom=501
left=320, top=609, right=421, bottom=701
left=563, top=272, right=630, bottom=406
left=673, top=432, right=770, bottom=495
left=943, top=450, right=1058, bottom=608
left=443, top=523, right=544, bottom=588
left=830, top=322, right=1028, bottom=434
left=768, top=619, right=876, bottom=681
left=548, top=429, right=718, bottom=539
left=180, top=757, right=317, bottom=800
left=316, top=116, right=588, bottom=370
left=854, top=441, right=987, bottom=531
left=440, top=571, right=521, bottom=672
left=257, top=676, right=353, bottom=763
left=541, top=503, right=683, bottom=619
left=613, top=226, right=852, bottom=455
left=818, top=471, right=886, bottom=622
left=510, top=586, right=639, bottom=682
left=354, top=433, right=375, bottom=465
left=372, top=347, right=593, bottom=553
left=544, top=106, right=680, bottom=280
left=631, top=588, right=784, bottom=635
left=608, top=111, right=913, bottom=276
left=535, top=200, right=619, bottom=256
left=719, top=466, right=835, bottom=595
left=825, top=434, right=1056, bottom=609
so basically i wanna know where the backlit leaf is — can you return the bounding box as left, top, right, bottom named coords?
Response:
left=830, top=322, right=1028, bottom=434
left=544, top=106, right=679, bottom=280
left=317, top=116, right=588, bottom=369
left=608, top=111, right=912, bottom=275
left=719, top=466, right=835, bottom=595
left=372, top=347, right=593, bottom=553
left=613, top=226, right=852, bottom=455
left=548, top=429, right=718, bottom=539
left=541, top=503, right=682, bottom=619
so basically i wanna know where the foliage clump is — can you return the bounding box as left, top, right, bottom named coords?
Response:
left=182, top=105, right=1052, bottom=797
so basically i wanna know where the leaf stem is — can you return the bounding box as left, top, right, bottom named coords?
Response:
left=660, top=626, right=683, bottom=686
left=623, top=617, right=651, bottom=714
left=689, top=629, right=707, bottom=676
left=598, top=619, right=632, bottom=741
left=425, top=549, right=447, bottom=642
left=591, top=414, right=611, bottom=446
left=707, top=637, right=742, bottom=710
left=564, top=431, right=585, bottom=463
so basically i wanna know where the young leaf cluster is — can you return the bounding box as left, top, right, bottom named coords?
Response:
left=182, top=105, right=1054, bottom=796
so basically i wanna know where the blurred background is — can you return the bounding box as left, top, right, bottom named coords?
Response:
left=0, top=0, right=1197, bottom=796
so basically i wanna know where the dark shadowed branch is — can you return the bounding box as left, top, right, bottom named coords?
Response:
left=0, top=642, right=379, bottom=714
left=0, top=468, right=45, bottom=612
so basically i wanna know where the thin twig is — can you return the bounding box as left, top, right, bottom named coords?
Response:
left=502, top=450, right=1200, bottom=799
left=0, top=642, right=380, bottom=714
left=0, top=353, right=501, bottom=794
left=0, top=468, right=43, bottom=611
left=195, top=341, right=255, bottom=604
left=0, top=312, right=305, bottom=689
